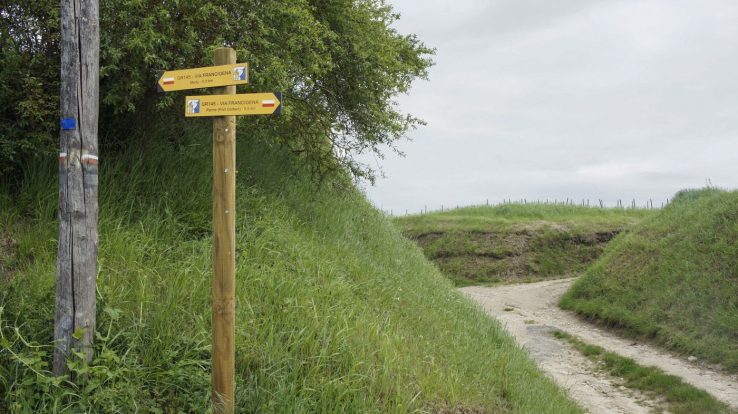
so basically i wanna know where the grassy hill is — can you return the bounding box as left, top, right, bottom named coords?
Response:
left=394, top=205, right=651, bottom=286
left=0, top=126, right=580, bottom=413
left=560, top=188, right=738, bottom=373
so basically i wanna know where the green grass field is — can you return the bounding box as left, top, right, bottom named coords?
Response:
left=553, top=331, right=729, bottom=414
left=0, top=126, right=581, bottom=413
left=560, top=188, right=738, bottom=374
left=394, top=205, right=651, bottom=286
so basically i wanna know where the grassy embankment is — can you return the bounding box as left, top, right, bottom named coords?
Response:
left=0, top=125, right=580, bottom=413
left=561, top=188, right=738, bottom=374
left=553, top=331, right=729, bottom=414
left=394, top=205, right=651, bottom=286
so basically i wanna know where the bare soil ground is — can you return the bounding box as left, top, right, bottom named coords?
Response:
left=461, top=278, right=738, bottom=414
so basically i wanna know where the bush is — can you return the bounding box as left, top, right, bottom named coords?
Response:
left=0, top=0, right=433, bottom=187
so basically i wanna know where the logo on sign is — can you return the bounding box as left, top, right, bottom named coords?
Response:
left=233, top=66, right=246, bottom=81
left=187, top=99, right=200, bottom=114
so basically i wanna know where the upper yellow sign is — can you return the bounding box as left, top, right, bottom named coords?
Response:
left=157, top=63, right=249, bottom=92
left=184, top=92, right=282, bottom=117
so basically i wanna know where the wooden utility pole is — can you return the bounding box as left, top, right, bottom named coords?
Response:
left=211, top=47, right=237, bottom=414
left=54, top=0, right=100, bottom=375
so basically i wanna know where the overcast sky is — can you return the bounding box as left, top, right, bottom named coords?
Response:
left=360, top=0, right=738, bottom=213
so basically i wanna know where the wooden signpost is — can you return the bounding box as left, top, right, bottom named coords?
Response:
left=185, top=92, right=282, bottom=117
left=157, top=63, right=249, bottom=92
left=159, top=47, right=281, bottom=414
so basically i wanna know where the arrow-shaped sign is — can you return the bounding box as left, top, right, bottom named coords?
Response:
left=157, top=63, right=249, bottom=92
left=184, top=92, right=282, bottom=117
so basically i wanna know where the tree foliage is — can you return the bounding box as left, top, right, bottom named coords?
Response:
left=0, top=1, right=60, bottom=181
left=1, top=0, right=433, bottom=185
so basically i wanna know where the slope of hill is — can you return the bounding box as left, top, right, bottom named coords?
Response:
left=0, top=126, right=580, bottom=413
left=394, top=205, right=651, bottom=286
left=560, top=188, right=738, bottom=373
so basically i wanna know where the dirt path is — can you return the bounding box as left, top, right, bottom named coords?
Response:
left=460, top=278, right=738, bottom=413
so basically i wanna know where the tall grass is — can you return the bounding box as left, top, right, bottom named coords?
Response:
left=553, top=331, right=729, bottom=414
left=0, top=126, right=580, bottom=413
left=394, top=205, right=651, bottom=286
left=395, top=204, right=652, bottom=234
left=561, top=188, right=738, bottom=373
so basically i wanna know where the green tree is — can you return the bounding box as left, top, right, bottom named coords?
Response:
left=0, top=0, right=433, bottom=186
left=0, top=1, right=60, bottom=181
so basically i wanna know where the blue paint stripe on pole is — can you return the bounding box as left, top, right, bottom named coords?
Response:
left=61, top=118, right=76, bottom=130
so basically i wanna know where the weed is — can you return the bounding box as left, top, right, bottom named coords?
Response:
left=0, top=130, right=581, bottom=413
left=553, top=330, right=730, bottom=414
left=395, top=205, right=650, bottom=286
left=560, top=188, right=738, bottom=373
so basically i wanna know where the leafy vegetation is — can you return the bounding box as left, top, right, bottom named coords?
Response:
left=560, top=188, right=738, bottom=373
left=0, top=0, right=432, bottom=184
left=0, top=128, right=581, bottom=413
left=394, top=205, right=651, bottom=286
left=553, top=330, right=730, bottom=414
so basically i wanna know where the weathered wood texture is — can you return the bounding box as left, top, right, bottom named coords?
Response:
left=54, top=0, right=100, bottom=375
left=212, top=47, right=237, bottom=414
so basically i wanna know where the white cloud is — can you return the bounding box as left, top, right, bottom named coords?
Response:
left=364, top=0, right=738, bottom=212
left=576, top=162, right=663, bottom=180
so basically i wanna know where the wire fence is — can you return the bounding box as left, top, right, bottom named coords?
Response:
left=382, top=197, right=671, bottom=217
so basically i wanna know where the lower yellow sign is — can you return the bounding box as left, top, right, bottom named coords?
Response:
left=184, top=92, right=282, bottom=117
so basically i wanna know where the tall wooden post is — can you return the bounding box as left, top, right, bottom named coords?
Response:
left=54, top=0, right=100, bottom=375
left=212, top=47, right=237, bottom=414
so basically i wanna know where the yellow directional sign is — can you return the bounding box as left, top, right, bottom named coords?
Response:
left=184, top=92, right=282, bottom=117
left=157, top=63, right=249, bottom=92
